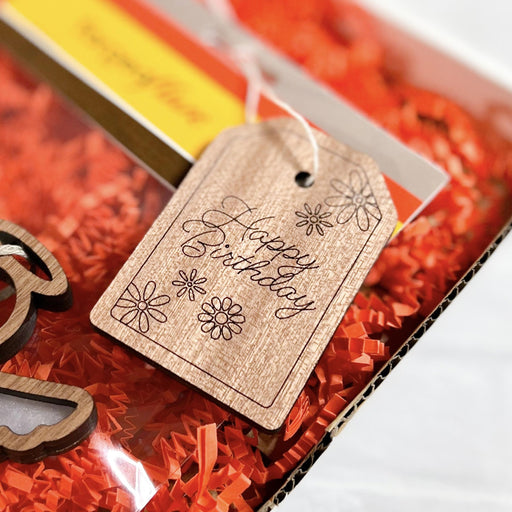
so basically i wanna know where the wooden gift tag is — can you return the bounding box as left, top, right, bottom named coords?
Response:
left=91, top=118, right=397, bottom=430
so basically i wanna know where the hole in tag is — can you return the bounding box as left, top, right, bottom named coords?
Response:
left=295, top=171, right=314, bottom=188
left=0, top=389, right=75, bottom=435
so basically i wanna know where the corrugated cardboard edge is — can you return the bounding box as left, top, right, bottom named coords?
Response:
left=258, top=218, right=512, bottom=511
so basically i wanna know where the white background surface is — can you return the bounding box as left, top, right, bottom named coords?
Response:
left=277, top=2, right=512, bottom=511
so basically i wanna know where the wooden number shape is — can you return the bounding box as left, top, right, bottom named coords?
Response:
left=0, top=373, right=97, bottom=464
left=0, top=219, right=72, bottom=363
left=0, top=220, right=96, bottom=463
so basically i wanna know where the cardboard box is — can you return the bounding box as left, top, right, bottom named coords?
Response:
left=0, top=1, right=510, bottom=510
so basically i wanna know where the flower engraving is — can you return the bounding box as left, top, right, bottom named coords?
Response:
left=198, top=297, right=245, bottom=341
left=324, top=169, right=382, bottom=231
left=115, top=281, right=170, bottom=333
left=172, top=269, right=207, bottom=301
left=295, top=203, right=333, bottom=236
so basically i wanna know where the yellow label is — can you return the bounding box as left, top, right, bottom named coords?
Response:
left=8, top=0, right=245, bottom=158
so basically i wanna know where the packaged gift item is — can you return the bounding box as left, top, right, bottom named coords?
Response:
left=0, top=0, right=447, bottom=227
left=0, top=1, right=511, bottom=511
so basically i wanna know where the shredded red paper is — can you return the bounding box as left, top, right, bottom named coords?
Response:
left=1, top=0, right=512, bottom=510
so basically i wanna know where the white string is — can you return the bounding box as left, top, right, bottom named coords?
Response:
left=204, top=0, right=320, bottom=180
left=0, top=244, right=28, bottom=301
left=0, top=244, right=28, bottom=259
left=204, top=0, right=237, bottom=22
left=230, top=43, right=263, bottom=125
left=263, top=87, right=320, bottom=179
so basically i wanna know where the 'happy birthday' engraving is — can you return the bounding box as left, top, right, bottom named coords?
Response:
left=180, top=196, right=318, bottom=319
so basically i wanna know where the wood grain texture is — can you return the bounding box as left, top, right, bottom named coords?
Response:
left=0, top=219, right=72, bottom=363
left=91, top=118, right=398, bottom=430
left=0, top=219, right=96, bottom=463
left=0, top=373, right=97, bottom=464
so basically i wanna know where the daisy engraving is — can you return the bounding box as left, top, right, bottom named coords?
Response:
left=295, top=203, right=333, bottom=236
left=115, top=281, right=170, bottom=333
left=172, top=269, right=207, bottom=301
left=324, top=169, right=382, bottom=231
left=198, top=297, right=245, bottom=341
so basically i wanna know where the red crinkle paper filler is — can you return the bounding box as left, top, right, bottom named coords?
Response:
left=1, top=0, right=512, bottom=510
